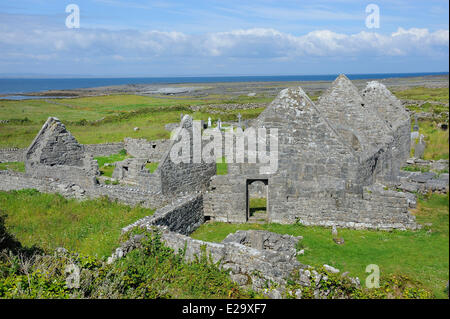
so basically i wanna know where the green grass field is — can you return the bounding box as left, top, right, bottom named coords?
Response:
left=416, top=120, right=449, bottom=160
left=0, top=189, right=154, bottom=257
left=192, top=193, right=449, bottom=299
left=393, top=87, right=449, bottom=103
left=0, top=94, right=269, bottom=148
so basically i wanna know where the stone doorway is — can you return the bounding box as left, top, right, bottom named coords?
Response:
left=246, top=179, right=268, bottom=223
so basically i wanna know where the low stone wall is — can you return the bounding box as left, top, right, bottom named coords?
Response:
left=84, top=143, right=125, bottom=157
left=273, top=184, right=419, bottom=230
left=0, top=170, right=87, bottom=198
left=398, top=171, right=449, bottom=194
left=122, top=194, right=204, bottom=235
left=0, top=169, right=169, bottom=208
left=111, top=225, right=306, bottom=294
left=0, top=148, right=25, bottom=163
left=91, top=184, right=168, bottom=209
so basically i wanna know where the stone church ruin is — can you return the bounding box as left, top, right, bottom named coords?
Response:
left=204, top=75, right=416, bottom=230
left=0, top=75, right=421, bottom=231
left=2, top=74, right=445, bottom=296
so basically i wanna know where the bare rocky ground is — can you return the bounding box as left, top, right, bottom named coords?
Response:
left=18, top=74, right=449, bottom=99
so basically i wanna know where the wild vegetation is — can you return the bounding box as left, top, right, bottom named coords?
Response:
left=0, top=224, right=254, bottom=299
left=192, top=193, right=449, bottom=299
left=0, top=189, right=154, bottom=257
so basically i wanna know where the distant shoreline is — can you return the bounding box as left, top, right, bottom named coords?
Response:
left=0, top=72, right=448, bottom=99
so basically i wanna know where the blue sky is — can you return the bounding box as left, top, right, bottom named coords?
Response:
left=0, top=0, right=448, bottom=77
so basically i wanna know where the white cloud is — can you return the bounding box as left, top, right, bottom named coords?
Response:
left=0, top=22, right=448, bottom=70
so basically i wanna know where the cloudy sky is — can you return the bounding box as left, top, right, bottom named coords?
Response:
left=0, top=0, right=448, bottom=77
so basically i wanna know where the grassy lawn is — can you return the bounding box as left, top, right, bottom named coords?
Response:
left=416, top=120, right=449, bottom=160
left=0, top=189, right=154, bottom=257
left=95, top=149, right=129, bottom=178
left=249, top=197, right=267, bottom=215
left=191, top=193, right=449, bottom=299
left=393, top=87, right=449, bottom=103
left=0, top=162, right=25, bottom=172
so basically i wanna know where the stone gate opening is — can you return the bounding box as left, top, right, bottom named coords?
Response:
left=246, top=179, right=268, bottom=223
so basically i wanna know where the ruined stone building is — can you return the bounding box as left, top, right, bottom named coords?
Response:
left=25, top=117, right=99, bottom=189
left=203, top=75, right=416, bottom=230
left=0, top=74, right=418, bottom=231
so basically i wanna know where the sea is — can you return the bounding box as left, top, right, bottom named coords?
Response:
left=0, top=72, right=448, bottom=99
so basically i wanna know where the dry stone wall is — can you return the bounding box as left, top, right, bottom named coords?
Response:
left=0, top=169, right=169, bottom=208
left=124, top=138, right=170, bottom=161
left=84, top=142, right=125, bottom=157
left=122, top=193, right=204, bottom=235
left=0, top=148, right=24, bottom=163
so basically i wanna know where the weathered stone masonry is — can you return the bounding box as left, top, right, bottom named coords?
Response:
left=203, top=76, right=418, bottom=230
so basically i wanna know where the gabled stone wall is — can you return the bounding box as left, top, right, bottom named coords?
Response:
left=203, top=76, right=418, bottom=230
left=158, top=115, right=216, bottom=196
left=24, top=117, right=99, bottom=189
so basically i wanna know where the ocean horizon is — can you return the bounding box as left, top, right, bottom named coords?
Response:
left=0, top=72, right=448, bottom=95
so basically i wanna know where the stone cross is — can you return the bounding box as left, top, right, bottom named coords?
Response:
left=413, top=115, right=419, bottom=131
left=208, top=117, right=212, bottom=128
left=414, top=134, right=426, bottom=158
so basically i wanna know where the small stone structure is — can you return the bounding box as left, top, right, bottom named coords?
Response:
left=24, top=117, right=99, bottom=189
left=111, top=157, right=162, bottom=192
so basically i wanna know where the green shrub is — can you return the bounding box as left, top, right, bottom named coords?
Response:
left=0, top=228, right=254, bottom=299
